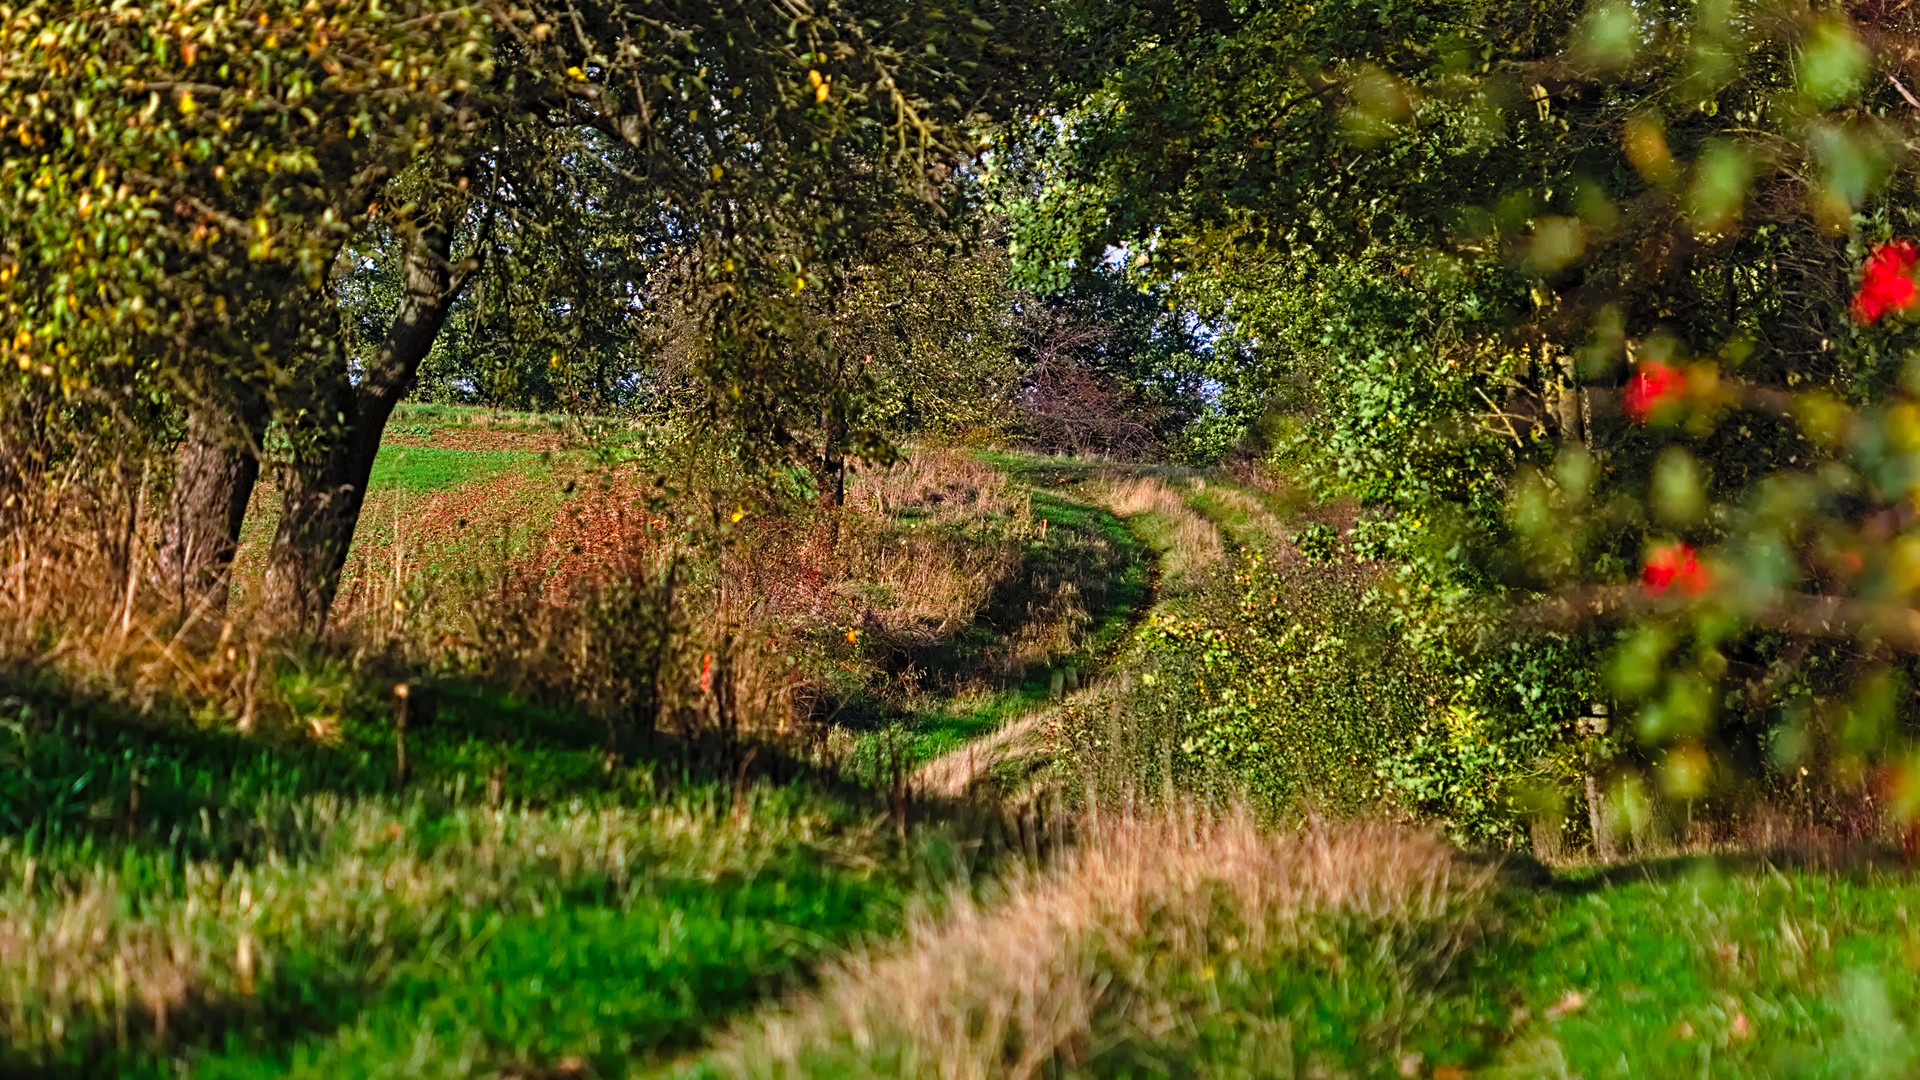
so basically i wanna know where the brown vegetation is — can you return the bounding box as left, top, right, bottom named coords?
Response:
left=719, top=812, right=1497, bottom=1080
left=1088, top=475, right=1222, bottom=589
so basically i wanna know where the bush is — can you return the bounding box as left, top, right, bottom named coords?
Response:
left=1065, top=547, right=1439, bottom=818
left=1288, top=522, right=1338, bottom=564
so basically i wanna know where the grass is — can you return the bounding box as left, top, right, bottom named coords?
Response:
left=891, top=685, right=1053, bottom=764
left=706, top=814, right=1500, bottom=1080
left=365, top=445, right=537, bottom=494
left=1478, top=856, right=1920, bottom=1078
left=696, top=815, right=1920, bottom=1080
left=17, top=430, right=1920, bottom=1080
left=0, top=673, right=963, bottom=1080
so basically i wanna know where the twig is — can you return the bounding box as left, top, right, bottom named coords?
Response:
left=1515, top=584, right=1920, bottom=653
left=1890, top=73, right=1920, bottom=110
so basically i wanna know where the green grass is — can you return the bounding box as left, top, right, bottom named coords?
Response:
left=896, top=684, right=1052, bottom=762
left=1471, top=857, right=1920, bottom=1078
left=841, top=683, right=1054, bottom=784
left=1024, top=490, right=1151, bottom=659
left=366, top=445, right=536, bottom=494
left=0, top=672, right=960, bottom=1080
left=1136, top=853, right=1920, bottom=1078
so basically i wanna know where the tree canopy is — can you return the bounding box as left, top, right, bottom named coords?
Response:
left=2, top=0, right=1053, bottom=622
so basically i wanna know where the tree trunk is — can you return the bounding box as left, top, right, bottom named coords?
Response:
left=264, top=210, right=468, bottom=628
left=159, top=391, right=267, bottom=614
left=1552, top=352, right=1583, bottom=446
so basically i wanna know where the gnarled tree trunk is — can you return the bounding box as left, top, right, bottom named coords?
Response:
left=159, top=391, right=267, bottom=615
left=264, top=209, right=469, bottom=629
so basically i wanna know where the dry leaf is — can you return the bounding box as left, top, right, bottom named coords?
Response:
left=1546, top=989, right=1588, bottom=1020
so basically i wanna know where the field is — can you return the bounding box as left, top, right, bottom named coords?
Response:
left=3, top=405, right=1916, bottom=1078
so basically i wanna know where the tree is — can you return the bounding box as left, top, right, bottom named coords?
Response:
left=2, top=0, right=1054, bottom=625
left=831, top=217, right=1025, bottom=445
left=1010, top=268, right=1210, bottom=459
left=1013, top=0, right=1920, bottom=815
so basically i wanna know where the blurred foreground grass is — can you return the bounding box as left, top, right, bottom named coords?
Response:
left=0, top=675, right=958, bottom=1079
left=694, top=837, right=1920, bottom=1080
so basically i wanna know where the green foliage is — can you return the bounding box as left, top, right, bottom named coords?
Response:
left=1008, top=269, right=1216, bottom=458
left=832, top=221, right=1026, bottom=442
left=1095, top=548, right=1439, bottom=817
left=1290, top=522, right=1339, bottom=564
left=1007, top=0, right=1920, bottom=827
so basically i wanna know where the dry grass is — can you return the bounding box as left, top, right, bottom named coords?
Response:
left=717, top=812, right=1497, bottom=1080
left=840, top=449, right=1033, bottom=641
left=1198, top=484, right=1290, bottom=548
left=910, top=700, right=1061, bottom=802
left=0, top=432, right=1065, bottom=754
left=1088, top=475, right=1221, bottom=590
left=0, top=444, right=279, bottom=731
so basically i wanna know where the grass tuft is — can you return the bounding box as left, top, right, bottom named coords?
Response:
left=715, top=812, right=1496, bottom=1079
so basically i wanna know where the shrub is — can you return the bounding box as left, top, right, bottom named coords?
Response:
left=1288, top=521, right=1338, bottom=564
left=1062, top=545, right=1440, bottom=818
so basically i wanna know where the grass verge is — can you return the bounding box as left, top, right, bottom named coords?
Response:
left=0, top=677, right=964, bottom=1080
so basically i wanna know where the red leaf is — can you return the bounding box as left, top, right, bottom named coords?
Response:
left=1853, top=239, right=1920, bottom=324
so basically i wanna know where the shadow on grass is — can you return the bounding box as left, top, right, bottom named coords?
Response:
left=185, top=859, right=905, bottom=1080
left=1496, top=841, right=1918, bottom=897
left=0, top=666, right=907, bottom=866
left=0, top=662, right=1012, bottom=1079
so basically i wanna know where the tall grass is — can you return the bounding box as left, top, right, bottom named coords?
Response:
left=716, top=811, right=1497, bottom=1079
left=0, top=420, right=1051, bottom=1073
left=0, top=733, right=922, bottom=1074
left=1087, top=475, right=1221, bottom=593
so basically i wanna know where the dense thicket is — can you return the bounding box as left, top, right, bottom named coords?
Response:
left=1007, top=0, right=1920, bottom=831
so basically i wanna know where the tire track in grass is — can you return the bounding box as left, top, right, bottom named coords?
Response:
left=911, top=461, right=1274, bottom=803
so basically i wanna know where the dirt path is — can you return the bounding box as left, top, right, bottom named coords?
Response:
left=911, top=463, right=1294, bottom=802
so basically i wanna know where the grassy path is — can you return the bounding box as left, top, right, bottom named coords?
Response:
left=910, top=456, right=1286, bottom=803
left=765, top=457, right=1920, bottom=1079
left=37, top=424, right=1919, bottom=1078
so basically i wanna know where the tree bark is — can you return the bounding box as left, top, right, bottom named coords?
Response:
left=159, top=390, right=267, bottom=614
left=264, top=209, right=468, bottom=628
left=1552, top=352, right=1583, bottom=447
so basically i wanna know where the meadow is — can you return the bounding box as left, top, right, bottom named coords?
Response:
left=17, top=0, right=1920, bottom=1071
left=0, top=404, right=1913, bottom=1079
